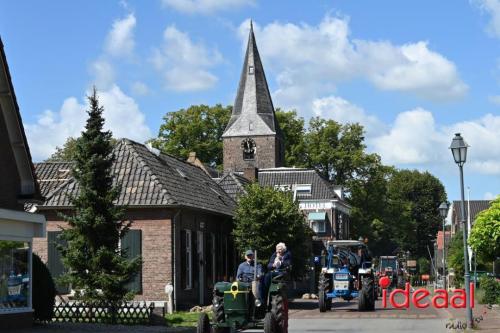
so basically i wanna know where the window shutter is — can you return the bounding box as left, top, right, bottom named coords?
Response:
left=122, top=229, right=142, bottom=293
left=47, top=231, right=69, bottom=294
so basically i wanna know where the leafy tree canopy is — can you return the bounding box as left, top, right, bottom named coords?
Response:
left=233, top=184, right=313, bottom=277
left=469, top=196, right=500, bottom=261
left=386, top=169, right=446, bottom=258
left=149, top=104, right=231, bottom=169
left=59, top=88, right=140, bottom=303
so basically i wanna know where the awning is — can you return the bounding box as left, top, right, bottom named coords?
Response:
left=308, top=212, right=326, bottom=221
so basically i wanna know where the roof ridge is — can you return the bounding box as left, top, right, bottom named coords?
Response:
left=118, top=139, right=174, bottom=203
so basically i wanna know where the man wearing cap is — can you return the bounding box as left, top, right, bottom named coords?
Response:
left=236, top=250, right=263, bottom=283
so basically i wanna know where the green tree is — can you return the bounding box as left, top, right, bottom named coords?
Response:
left=303, top=118, right=374, bottom=187
left=448, top=232, right=465, bottom=287
left=417, top=257, right=430, bottom=275
left=469, top=196, right=500, bottom=262
left=46, top=137, right=118, bottom=162
left=150, top=104, right=231, bottom=169
left=275, top=109, right=306, bottom=167
left=386, top=170, right=446, bottom=258
left=233, top=184, right=313, bottom=277
left=59, top=88, right=140, bottom=303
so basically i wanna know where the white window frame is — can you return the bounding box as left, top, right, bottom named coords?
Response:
left=295, top=184, right=312, bottom=195
left=185, top=230, right=192, bottom=290
left=311, top=220, right=326, bottom=233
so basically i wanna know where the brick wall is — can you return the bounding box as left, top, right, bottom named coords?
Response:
left=32, top=208, right=173, bottom=302
left=223, top=135, right=283, bottom=172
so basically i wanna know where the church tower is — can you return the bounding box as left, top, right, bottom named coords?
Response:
left=222, top=22, right=284, bottom=172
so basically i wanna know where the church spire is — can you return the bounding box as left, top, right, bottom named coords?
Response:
left=222, top=21, right=280, bottom=138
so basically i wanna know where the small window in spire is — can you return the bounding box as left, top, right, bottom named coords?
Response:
left=248, top=66, right=254, bottom=75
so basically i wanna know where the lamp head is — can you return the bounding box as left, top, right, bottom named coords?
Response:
left=439, top=201, right=449, bottom=218
left=449, top=133, right=468, bottom=166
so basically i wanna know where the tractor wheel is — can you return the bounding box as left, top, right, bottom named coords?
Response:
left=271, top=293, right=288, bottom=333
left=318, top=273, right=330, bottom=312
left=212, top=293, right=225, bottom=323
left=264, top=312, right=277, bottom=333
left=397, top=276, right=405, bottom=289
left=358, top=276, right=375, bottom=311
left=196, top=312, right=211, bottom=333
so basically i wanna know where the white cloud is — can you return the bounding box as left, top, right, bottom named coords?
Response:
left=90, top=59, right=115, bottom=90
left=447, top=113, right=500, bottom=174
left=25, top=86, right=152, bottom=161
left=312, top=96, right=386, bottom=137
left=357, top=41, right=467, bottom=100
left=371, top=108, right=447, bottom=165
left=151, top=26, right=222, bottom=91
left=488, top=94, right=500, bottom=104
left=472, top=0, right=500, bottom=38
left=239, top=16, right=467, bottom=113
left=162, top=0, right=254, bottom=14
left=484, top=192, right=498, bottom=200
left=367, top=108, right=500, bottom=175
left=131, top=81, right=150, bottom=95
left=105, top=13, right=136, bottom=57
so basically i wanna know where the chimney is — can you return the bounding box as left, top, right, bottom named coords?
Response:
left=243, top=167, right=258, bottom=182
left=187, top=152, right=197, bottom=164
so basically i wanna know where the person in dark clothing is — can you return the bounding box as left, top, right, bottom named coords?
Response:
left=260, top=243, right=291, bottom=303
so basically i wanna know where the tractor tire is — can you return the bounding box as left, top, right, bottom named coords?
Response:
left=271, top=293, right=288, bottom=333
left=264, top=312, right=277, bottom=333
left=318, top=273, right=330, bottom=312
left=197, top=313, right=211, bottom=333
left=212, top=294, right=225, bottom=323
left=397, top=276, right=405, bottom=289
left=358, top=276, right=375, bottom=311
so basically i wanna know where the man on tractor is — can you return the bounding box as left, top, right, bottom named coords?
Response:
left=237, top=249, right=263, bottom=283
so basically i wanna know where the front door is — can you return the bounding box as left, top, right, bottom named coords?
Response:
left=197, top=231, right=205, bottom=304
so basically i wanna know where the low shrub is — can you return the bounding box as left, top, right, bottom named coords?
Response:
left=479, top=276, right=500, bottom=305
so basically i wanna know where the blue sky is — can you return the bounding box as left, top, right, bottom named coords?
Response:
left=1, top=0, right=500, bottom=202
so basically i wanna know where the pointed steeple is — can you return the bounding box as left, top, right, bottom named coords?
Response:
left=222, top=22, right=280, bottom=137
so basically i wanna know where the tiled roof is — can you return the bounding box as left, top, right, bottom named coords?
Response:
left=452, top=200, right=491, bottom=223
left=222, top=22, right=281, bottom=138
left=257, top=168, right=340, bottom=200
left=216, top=172, right=252, bottom=201
left=34, top=162, right=73, bottom=197
left=33, top=139, right=235, bottom=216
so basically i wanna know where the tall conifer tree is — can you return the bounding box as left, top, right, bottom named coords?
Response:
left=59, top=88, right=140, bottom=303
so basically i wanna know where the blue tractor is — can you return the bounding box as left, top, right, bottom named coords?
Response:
left=318, top=240, right=376, bottom=312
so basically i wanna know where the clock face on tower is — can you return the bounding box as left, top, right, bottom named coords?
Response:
left=241, top=138, right=256, bottom=160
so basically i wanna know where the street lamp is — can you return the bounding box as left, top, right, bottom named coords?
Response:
left=449, top=133, right=473, bottom=328
left=439, top=201, right=449, bottom=290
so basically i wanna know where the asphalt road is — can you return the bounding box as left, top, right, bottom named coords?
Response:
left=283, top=295, right=452, bottom=333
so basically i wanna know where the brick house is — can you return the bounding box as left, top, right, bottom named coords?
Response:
left=0, top=37, right=46, bottom=328
left=31, top=139, right=236, bottom=308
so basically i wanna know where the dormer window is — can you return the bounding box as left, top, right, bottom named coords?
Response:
left=295, top=184, right=312, bottom=195
left=241, top=138, right=256, bottom=160
left=248, top=66, right=254, bottom=75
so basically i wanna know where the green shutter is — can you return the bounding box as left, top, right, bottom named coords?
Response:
left=47, top=231, right=69, bottom=294
left=122, top=229, right=142, bottom=293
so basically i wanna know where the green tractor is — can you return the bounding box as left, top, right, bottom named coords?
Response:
left=197, top=252, right=289, bottom=333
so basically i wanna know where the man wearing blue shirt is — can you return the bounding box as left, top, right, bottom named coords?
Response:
left=236, top=250, right=263, bottom=283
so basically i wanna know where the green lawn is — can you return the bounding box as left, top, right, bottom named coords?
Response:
left=165, top=311, right=202, bottom=327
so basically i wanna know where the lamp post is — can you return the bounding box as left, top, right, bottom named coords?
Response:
left=439, top=201, right=449, bottom=290
left=449, top=133, right=473, bottom=328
